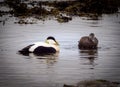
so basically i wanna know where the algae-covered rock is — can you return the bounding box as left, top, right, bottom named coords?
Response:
left=64, top=79, right=120, bottom=87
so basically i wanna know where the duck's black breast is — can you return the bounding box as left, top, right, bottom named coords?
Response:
left=33, top=46, right=56, bottom=55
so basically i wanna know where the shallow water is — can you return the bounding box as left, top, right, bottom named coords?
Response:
left=0, top=13, right=120, bottom=87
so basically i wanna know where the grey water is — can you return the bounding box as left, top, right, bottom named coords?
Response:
left=0, top=13, right=120, bottom=87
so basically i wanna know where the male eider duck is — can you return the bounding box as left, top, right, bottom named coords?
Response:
left=78, top=33, right=98, bottom=49
left=19, top=36, right=60, bottom=56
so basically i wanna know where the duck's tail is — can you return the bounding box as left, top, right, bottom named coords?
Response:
left=18, top=44, right=34, bottom=56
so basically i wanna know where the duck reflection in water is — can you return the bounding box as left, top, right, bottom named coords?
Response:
left=79, top=49, right=98, bottom=66
left=28, top=52, right=59, bottom=65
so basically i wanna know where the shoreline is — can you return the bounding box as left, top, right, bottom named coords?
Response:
left=0, top=0, right=120, bottom=23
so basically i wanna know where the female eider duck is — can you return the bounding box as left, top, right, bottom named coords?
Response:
left=19, top=36, right=60, bottom=56
left=78, top=33, right=98, bottom=49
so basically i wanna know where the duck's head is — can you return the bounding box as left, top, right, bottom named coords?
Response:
left=89, top=33, right=98, bottom=44
left=45, top=36, right=59, bottom=46
left=89, top=33, right=95, bottom=39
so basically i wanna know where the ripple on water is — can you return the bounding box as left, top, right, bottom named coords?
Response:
left=0, top=13, right=120, bottom=87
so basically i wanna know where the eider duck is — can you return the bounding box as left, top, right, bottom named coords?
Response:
left=19, top=36, right=60, bottom=56
left=78, top=33, right=98, bottom=49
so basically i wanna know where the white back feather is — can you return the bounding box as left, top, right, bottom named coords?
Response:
left=29, top=40, right=59, bottom=52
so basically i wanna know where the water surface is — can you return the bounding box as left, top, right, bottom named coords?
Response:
left=0, top=13, right=120, bottom=87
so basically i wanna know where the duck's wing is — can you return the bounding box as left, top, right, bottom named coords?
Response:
left=29, top=42, right=51, bottom=52
left=80, top=36, right=92, bottom=44
left=18, top=44, right=34, bottom=55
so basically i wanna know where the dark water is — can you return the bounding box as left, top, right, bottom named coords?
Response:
left=0, top=13, right=120, bottom=87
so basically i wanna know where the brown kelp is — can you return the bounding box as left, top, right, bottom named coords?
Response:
left=3, top=0, right=120, bottom=23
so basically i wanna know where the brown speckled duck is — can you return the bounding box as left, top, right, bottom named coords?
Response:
left=78, top=33, right=98, bottom=49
